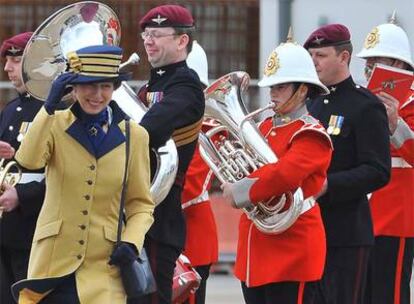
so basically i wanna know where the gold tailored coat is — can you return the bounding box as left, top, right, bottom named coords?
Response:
left=15, top=101, right=155, bottom=304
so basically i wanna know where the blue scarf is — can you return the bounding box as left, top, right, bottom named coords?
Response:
left=79, top=107, right=109, bottom=154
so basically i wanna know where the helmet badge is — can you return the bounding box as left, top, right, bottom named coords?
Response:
left=364, top=27, right=380, bottom=49
left=264, top=50, right=280, bottom=76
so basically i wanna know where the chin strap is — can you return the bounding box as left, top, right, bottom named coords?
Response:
left=274, top=83, right=307, bottom=116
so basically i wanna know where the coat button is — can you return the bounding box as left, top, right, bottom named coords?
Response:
left=77, top=255, right=82, bottom=260
left=87, top=180, right=93, bottom=185
left=82, top=210, right=88, bottom=215
left=84, top=195, right=90, bottom=200
left=79, top=240, right=85, bottom=245
left=79, top=224, right=86, bottom=230
left=89, top=165, right=95, bottom=170
left=16, top=106, right=22, bottom=112
left=323, top=99, right=329, bottom=104
left=8, top=126, right=13, bottom=131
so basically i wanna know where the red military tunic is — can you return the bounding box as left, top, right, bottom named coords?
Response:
left=370, top=92, right=414, bottom=237
left=232, top=110, right=332, bottom=287
left=181, top=122, right=219, bottom=266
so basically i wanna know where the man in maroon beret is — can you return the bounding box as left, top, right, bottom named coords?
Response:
left=133, top=4, right=205, bottom=304
left=305, top=24, right=391, bottom=304
left=0, top=32, right=48, bottom=304
left=0, top=32, right=33, bottom=93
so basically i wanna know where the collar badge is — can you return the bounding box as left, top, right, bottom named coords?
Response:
left=156, top=69, right=166, bottom=76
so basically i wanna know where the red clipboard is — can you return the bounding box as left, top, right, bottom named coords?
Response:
left=367, top=63, right=414, bottom=107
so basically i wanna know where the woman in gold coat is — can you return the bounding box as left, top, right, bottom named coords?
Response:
left=13, top=45, right=155, bottom=304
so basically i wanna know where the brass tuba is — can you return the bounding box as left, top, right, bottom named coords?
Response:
left=0, top=159, right=22, bottom=218
left=21, top=1, right=178, bottom=205
left=199, top=71, right=305, bottom=234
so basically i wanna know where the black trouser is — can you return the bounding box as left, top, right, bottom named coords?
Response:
left=241, top=280, right=318, bottom=304
left=314, top=246, right=371, bottom=304
left=39, top=274, right=80, bottom=304
left=183, top=264, right=211, bottom=304
left=365, top=236, right=414, bottom=304
left=130, top=238, right=181, bottom=304
left=0, top=246, right=30, bottom=304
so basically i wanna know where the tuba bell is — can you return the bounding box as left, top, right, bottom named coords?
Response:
left=21, top=1, right=178, bottom=205
left=199, top=71, right=304, bottom=234
left=0, top=159, right=22, bottom=218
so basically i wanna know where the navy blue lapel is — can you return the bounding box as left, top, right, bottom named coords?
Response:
left=66, top=119, right=96, bottom=156
left=66, top=101, right=127, bottom=159
left=95, top=123, right=125, bottom=158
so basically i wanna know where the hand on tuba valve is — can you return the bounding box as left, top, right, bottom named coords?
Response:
left=0, top=159, right=22, bottom=217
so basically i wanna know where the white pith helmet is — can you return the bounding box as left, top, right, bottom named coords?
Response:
left=187, top=40, right=209, bottom=87
left=357, top=15, right=414, bottom=70
left=258, top=34, right=329, bottom=95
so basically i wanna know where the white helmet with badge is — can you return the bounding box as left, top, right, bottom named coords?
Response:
left=187, top=40, right=209, bottom=87
left=258, top=33, right=329, bottom=94
left=356, top=14, right=414, bottom=70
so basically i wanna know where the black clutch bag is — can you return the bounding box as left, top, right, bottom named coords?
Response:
left=119, top=248, right=156, bottom=298
left=116, top=119, right=156, bottom=298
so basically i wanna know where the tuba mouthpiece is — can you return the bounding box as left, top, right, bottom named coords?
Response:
left=119, top=52, right=140, bottom=71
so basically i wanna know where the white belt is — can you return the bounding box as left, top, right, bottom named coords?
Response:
left=182, top=191, right=209, bottom=209
left=391, top=157, right=412, bottom=168
left=18, top=173, right=44, bottom=184
left=300, top=196, right=316, bottom=215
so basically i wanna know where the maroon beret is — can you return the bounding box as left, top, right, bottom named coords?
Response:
left=304, top=24, right=351, bottom=49
left=0, top=32, right=33, bottom=57
left=139, top=5, right=194, bottom=30
left=80, top=3, right=99, bottom=23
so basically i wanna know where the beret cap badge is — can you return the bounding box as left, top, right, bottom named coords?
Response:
left=151, top=14, right=167, bottom=25
left=364, top=27, right=380, bottom=49
left=264, top=50, right=280, bottom=76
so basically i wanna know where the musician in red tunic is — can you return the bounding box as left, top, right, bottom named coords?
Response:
left=357, top=19, right=414, bottom=304
left=220, top=36, right=333, bottom=303
left=180, top=41, right=218, bottom=304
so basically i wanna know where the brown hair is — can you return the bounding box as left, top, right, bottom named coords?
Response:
left=173, top=26, right=195, bottom=54
left=334, top=42, right=353, bottom=65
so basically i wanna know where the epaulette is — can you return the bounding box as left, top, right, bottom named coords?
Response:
left=299, top=114, right=319, bottom=125
left=290, top=115, right=333, bottom=149
left=353, top=83, right=376, bottom=99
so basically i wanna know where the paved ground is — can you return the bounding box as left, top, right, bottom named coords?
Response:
left=205, top=271, right=414, bottom=304
left=206, top=273, right=244, bottom=304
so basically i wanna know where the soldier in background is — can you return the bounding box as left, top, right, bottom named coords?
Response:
left=0, top=32, right=46, bottom=304
left=137, top=5, right=205, bottom=304
left=304, top=24, right=391, bottom=304
left=357, top=18, right=414, bottom=304
left=181, top=41, right=218, bottom=304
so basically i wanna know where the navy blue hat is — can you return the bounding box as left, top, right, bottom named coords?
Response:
left=66, top=45, right=131, bottom=84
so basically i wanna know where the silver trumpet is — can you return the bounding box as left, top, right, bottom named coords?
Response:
left=199, top=71, right=304, bottom=234
left=20, top=1, right=178, bottom=205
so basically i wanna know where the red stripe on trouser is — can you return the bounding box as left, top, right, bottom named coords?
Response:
left=296, top=282, right=305, bottom=304
left=394, top=238, right=405, bottom=304
left=188, top=293, right=196, bottom=304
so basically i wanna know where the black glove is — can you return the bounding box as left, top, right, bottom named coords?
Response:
left=44, top=73, right=77, bottom=114
left=109, top=242, right=138, bottom=266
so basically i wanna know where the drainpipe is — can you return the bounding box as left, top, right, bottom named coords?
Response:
left=279, top=0, right=293, bottom=42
